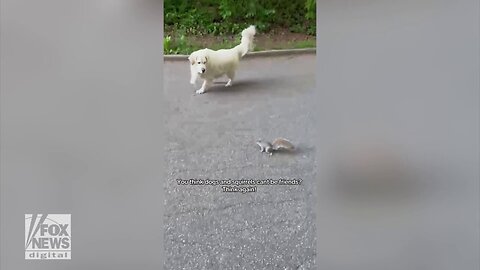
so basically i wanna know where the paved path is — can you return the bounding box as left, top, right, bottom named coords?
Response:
left=164, top=54, right=317, bottom=270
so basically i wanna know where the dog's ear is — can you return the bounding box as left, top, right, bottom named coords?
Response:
left=188, top=54, right=195, bottom=65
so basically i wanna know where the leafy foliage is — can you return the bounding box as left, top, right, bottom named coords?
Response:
left=164, top=0, right=316, bottom=36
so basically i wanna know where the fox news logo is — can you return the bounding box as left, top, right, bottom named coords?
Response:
left=25, top=214, right=71, bottom=260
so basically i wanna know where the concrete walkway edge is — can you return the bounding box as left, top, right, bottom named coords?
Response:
left=164, top=48, right=316, bottom=61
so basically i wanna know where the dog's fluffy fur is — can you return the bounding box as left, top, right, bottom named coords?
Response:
left=188, top=25, right=256, bottom=94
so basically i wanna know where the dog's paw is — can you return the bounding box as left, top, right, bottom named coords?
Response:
left=195, top=89, right=205, bottom=94
left=225, top=80, right=232, bottom=87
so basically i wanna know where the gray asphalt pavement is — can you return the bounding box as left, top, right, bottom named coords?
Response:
left=165, top=54, right=317, bottom=270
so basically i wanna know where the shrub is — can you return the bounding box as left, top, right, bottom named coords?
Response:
left=164, top=0, right=316, bottom=36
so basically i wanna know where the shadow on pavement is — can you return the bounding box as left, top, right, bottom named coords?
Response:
left=208, top=78, right=282, bottom=94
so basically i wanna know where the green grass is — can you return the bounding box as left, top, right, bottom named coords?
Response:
left=164, top=35, right=232, bottom=55
left=290, top=39, right=316, bottom=49
left=163, top=35, right=315, bottom=55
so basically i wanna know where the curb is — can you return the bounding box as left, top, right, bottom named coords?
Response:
left=163, top=48, right=316, bottom=61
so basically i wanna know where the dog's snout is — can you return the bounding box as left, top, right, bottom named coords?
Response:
left=201, top=68, right=206, bottom=73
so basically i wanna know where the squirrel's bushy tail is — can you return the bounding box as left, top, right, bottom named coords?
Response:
left=235, top=25, right=256, bottom=57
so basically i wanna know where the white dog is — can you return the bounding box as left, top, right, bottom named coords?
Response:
left=188, top=25, right=256, bottom=94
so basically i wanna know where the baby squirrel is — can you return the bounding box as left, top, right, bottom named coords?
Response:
left=256, top=138, right=295, bottom=155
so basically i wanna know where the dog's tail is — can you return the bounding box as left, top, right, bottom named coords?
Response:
left=235, top=25, right=256, bottom=57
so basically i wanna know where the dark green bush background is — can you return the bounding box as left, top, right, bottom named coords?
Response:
left=164, top=0, right=316, bottom=36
